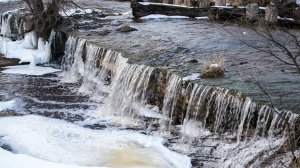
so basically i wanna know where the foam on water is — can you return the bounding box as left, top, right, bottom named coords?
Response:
left=0, top=99, right=23, bottom=111
left=0, top=115, right=191, bottom=168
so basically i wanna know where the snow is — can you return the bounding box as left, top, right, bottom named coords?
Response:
left=0, top=32, right=60, bottom=75
left=60, top=8, right=102, bottom=17
left=298, top=0, right=300, bottom=5
left=0, top=115, right=191, bottom=168
left=139, top=2, right=195, bottom=9
left=141, top=14, right=189, bottom=19
left=195, top=16, right=208, bottom=20
left=182, top=73, right=200, bottom=81
left=0, top=0, right=18, bottom=2
left=0, top=35, right=51, bottom=64
left=0, top=99, right=23, bottom=111
left=1, top=65, right=61, bottom=75
left=209, top=63, right=221, bottom=68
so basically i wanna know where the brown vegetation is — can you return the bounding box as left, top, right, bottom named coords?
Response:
left=201, top=54, right=225, bottom=78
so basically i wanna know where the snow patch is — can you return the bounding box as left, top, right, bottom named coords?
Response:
left=182, top=73, right=200, bottom=81
left=141, top=14, right=189, bottom=19
left=1, top=65, right=60, bottom=76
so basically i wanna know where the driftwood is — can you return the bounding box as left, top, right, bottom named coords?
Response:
left=131, top=1, right=210, bottom=19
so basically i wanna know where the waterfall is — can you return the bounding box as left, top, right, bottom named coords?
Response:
left=60, top=36, right=299, bottom=142
left=57, top=35, right=300, bottom=167
left=160, top=74, right=182, bottom=132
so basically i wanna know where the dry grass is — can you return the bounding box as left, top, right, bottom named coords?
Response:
left=201, top=54, right=225, bottom=78
left=291, top=156, right=300, bottom=168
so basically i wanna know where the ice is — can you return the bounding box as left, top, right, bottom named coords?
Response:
left=0, top=36, right=51, bottom=64
left=0, top=99, right=23, bottom=111
left=60, top=8, right=102, bottom=17
left=195, top=16, right=208, bottom=20
left=0, top=0, right=18, bottom=2
left=182, top=73, right=200, bottom=81
left=141, top=14, right=189, bottom=19
left=1, top=65, right=60, bottom=75
left=0, top=115, right=191, bottom=168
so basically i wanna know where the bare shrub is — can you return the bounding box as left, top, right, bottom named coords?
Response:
left=201, top=54, right=225, bottom=78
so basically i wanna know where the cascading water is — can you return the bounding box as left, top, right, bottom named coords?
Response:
left=1, top=9, right=299, bottom=166
left=57, top=34, right=300, bottom=167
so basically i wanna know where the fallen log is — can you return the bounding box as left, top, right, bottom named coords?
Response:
left=131, top=1, right=210, bottom=19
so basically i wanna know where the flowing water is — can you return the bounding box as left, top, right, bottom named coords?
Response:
left=0, top=6, right=300, bottom=168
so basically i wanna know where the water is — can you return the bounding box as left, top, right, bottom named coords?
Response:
left=58, top=35, right=299, bottom=167
left=1, top=9, right=300, bottom=167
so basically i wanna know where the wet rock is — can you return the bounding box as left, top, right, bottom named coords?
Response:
left=84, top=124, right=107, bottom=130
left=0, top=143, right=13, bottom=152
left=99, top=27, right=110, bottom=36
left=116, top=24, right=138, bottom=33
left=0, top=54, right=21, bottom=67
left=38, top=111, right=84, bottom=122
left=186, top=58, right=199, bottom=63
left=0, top=110, right=23, bottom=117
left=239, top=61, right=248, bottom=65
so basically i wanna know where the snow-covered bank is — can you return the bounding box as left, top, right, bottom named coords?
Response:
left=0, top=115, right=191, bottom=168
left=0, top=32, right=60, bottom=75
left=0, top=32, right=51, bottom=64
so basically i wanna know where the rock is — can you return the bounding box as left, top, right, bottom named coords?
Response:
left=239, top=61, right=248, bottom=65
left=265, top=5, right=278, bottom=23
left=0, top=54, right=22, bottom=67
left=99, top=27, right=110, bottom=36
left=246, top=3, right=259, bottom=20
left=186, top=58, right=199, bottom=63
left=116, top=24, right=138, bottom=32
